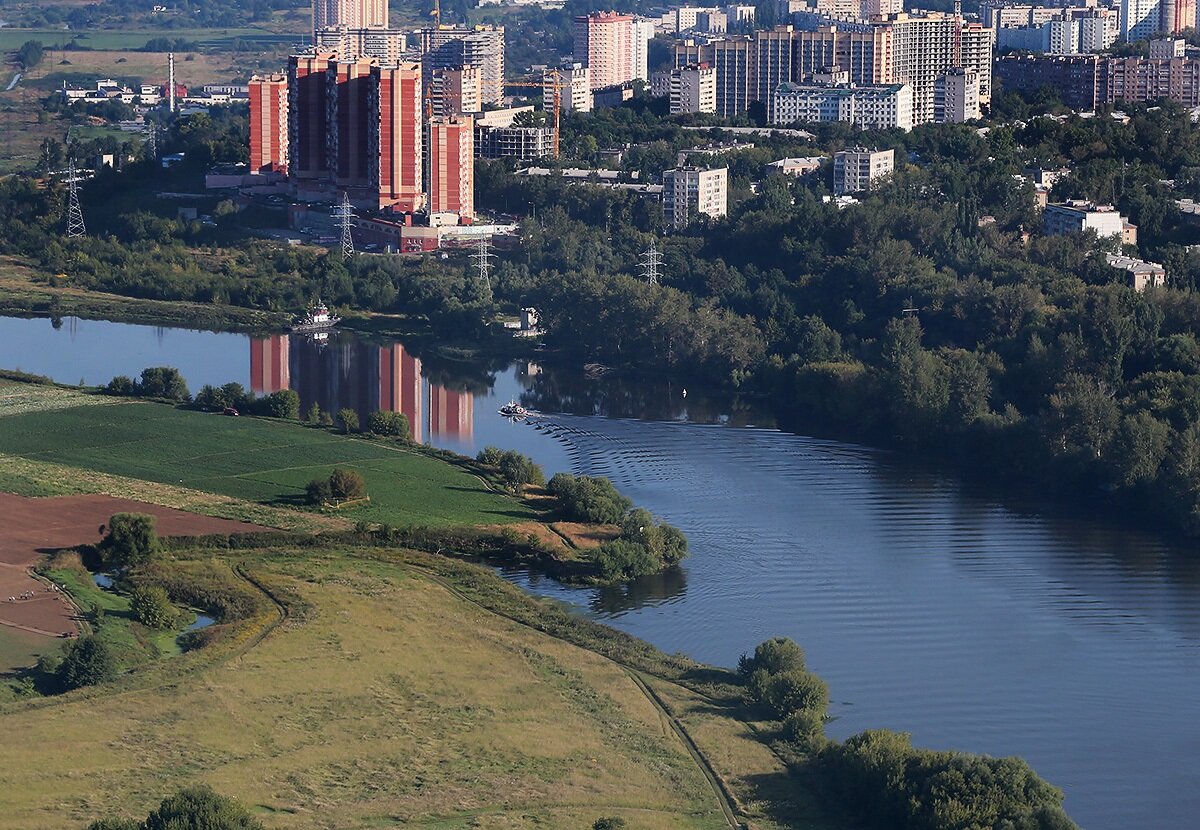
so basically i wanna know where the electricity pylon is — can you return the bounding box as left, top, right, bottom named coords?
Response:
left=639, top=240, right=663, bottom=286
left=333, top=191, right=355, bottom=260
left=65, top=160, right=86, bottom=239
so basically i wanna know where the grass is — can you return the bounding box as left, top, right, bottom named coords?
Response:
left=0, top=629, right=50, bottom=679
left=0, top=28, right=291, bottom=51
left=0, top=550, right=739, bottom=830
left=0, top=400, right=536, bottom=528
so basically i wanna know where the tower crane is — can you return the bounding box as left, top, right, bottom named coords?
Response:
left=504, top=71, right=568, bottom=158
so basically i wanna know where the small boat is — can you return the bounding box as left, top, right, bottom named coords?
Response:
left=498, top=400, right=528, bottom=418
left=291, top=300, right=341, bottom=332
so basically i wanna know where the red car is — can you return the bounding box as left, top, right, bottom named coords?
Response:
left=222, top=407, right=239, bottom=417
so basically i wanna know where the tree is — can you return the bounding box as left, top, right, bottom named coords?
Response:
left=305, top=477, right=331, bottom=505
left=257, top=389, right=300, bottom=419
left=142, top=785, right=265, bottom=830
left=739, top=637, right=806, bottom=676
left=101, top=513, right=159, bottom=568
left=57, top=635, right=117, bottom=690
left=129, top=585, right=176, bottom=629
left=328, top=467, right=366, bottom=501
left=367, top=409, right=411, bottom=439
left=305, top=402, right=321, bottom=423
left=85, top=819, right=140, bottom=830
left=16, top=40, right=44, bottom=69
left=338, top=408, right=359, bottom=433
left=104, top=375, right=138, bottom=396
left=138, top=367, right=189, bottom=401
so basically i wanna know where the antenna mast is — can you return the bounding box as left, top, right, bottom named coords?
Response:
left=168, top=52, right=176, bottom=113
left=333, top=191, right=355, bottom=260
left=639, top=239, right=662, bottom=286
left=65, top=160, right=87, bottom=239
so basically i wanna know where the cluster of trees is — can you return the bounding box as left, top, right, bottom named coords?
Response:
left=476, top=446, right=546, bottom=493
left=306, top=467, right=367, bottom=506
left=105, top=367, right=189, bottom=401
left=99, top=513, right=161, bottom=570
left=737, top=637, right=1075, bottom=830
left=739, top=638, right=829, bottom=746
left=16, top=40, right=44, bottom=69
left=547, top=473, right=688, bottom=580
left=194, top=383, right=300, bottom=419
left=85, top=785, right=264, bottom=830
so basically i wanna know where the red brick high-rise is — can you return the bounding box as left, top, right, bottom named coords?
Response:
left=330, top=57, right=376, bottom=189
left=375, top=61, right=424, bottom=212
left=249, top=74, right=288, bottom=174
left=428, top=115, right=473, bottom=221
left=288, top=54, right=333, bottom=181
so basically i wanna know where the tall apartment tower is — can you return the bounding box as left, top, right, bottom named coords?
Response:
left=249, top=74, right=288, bottom=174
left=431, top=65, right=483, bottom=116
left=429, top=116, right=474, bottom=222
left=574, top=12, right=635, bottom=89
left=545, top=63, right=592, bottom=113
left=631, top=18, right=656, bottom=81
left=419, top=26, right=505, bottom=104
left=670, top=64, right=717, bottom=114
left=329, top=57, right=377, bottom=189
left=313, top=0, right=388, bottom=32
left=1121, top=0, right=1160, bottom=41
left=288, top=53, right=334, bottom=181
left=1161, top=0, right=1197, bottom=34
left=933, top=67, right=981, bottom=123
left=314, top=27, right=408, bottom=62
left=375, top=62, right=424, bottom=212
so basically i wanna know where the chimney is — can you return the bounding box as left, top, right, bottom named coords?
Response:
left=168, top=52, right=176, bottom=112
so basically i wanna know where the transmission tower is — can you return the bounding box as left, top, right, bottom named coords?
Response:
left=146, top=123, right=158, bottom=161
left=639, top=240, right=663, bottom=286
left=333, top=191, right=355, bottom=260
left=471, top=236, right=496, bottom=300
left=65, top=160, right=86, bottom=239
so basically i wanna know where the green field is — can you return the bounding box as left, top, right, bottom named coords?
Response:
left=0, top=400, right=534, bottom=528
left=0, top=28, right=294, bottom=51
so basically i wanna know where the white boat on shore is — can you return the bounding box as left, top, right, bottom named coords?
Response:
left=291, top=300, right=341, bottom=333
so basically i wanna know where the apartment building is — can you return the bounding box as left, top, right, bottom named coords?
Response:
left=249, top=74, right=288, bottom=174
left=418, top=26, right=505, bottom=104
left=833, top=147, right=894, bottom=194
left=1043, top=201, right=1131, bottom=241
left=772, top=81, right=914, bottom=130
left=662, top=166, right=728, bottom=229
left=314, top=27, right=408, bottom=62
left=933, top=67, right=980, bottom=123
left=671, top=63, right=718, bottom=114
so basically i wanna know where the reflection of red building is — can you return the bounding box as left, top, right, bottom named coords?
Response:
left=250, top=335, right=290, bottom=394
left=429, top=385, right=474, bottom=444
left=378, top=344, right=423, bottom=442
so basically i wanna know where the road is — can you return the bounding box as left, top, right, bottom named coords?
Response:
left=4, top=72, right=22, bottom=92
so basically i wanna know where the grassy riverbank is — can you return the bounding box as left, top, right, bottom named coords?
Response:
left=0, top=257, right=289, bottom=332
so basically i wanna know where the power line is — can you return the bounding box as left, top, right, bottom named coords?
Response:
left=470, top=236, right=496, bottom=299
left=65, top=160, right=86, bottom=239
left=640, top=239, right=663, bottom=286
left=333, top=191, right=355, bottom=260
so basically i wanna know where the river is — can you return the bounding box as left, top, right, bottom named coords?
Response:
left=2, top=314, right=1198, bottom=829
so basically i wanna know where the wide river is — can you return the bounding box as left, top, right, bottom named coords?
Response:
left=2, top=315, right=1198, bottom=829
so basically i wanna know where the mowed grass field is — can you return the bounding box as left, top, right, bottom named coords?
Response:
left=0, top=551, right=730, bottom=830
left=0, top=398, right=534, bottom=527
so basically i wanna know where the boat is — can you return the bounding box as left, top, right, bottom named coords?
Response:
left=291, top=300, right=341, bottom=332
left=498, top=400, right=528, bottom=418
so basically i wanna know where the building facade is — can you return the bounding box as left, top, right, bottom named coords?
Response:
left=671, top=63, right=718, bottom=114
left=772, top=81, right=913, bottom=130
left=574, top=12, right=636, bottom=89
left=429, top=116, right=474, bottom=221
left=545, top=63, right=592, bottom=112
left=419, top=26, right=505, bottom=104
left=430, top=65, right=483, bottom=116
left=314, top=27, right=408, bottom=62
left=1043, top=201, right=1129, bottom=239
left=312, top=0, right=387, bottom=33
left=249, top=74, right=288, bottom=174
left=833, top=147, right=894, bottom=194
left=933, top=67, right=980, bottom=123
left=662, top=166, right=728, bottom=229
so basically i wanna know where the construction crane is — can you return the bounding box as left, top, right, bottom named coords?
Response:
left=504, top=71, right=568, bottom=158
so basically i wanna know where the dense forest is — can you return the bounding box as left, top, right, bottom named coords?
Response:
left=4, top=98, right=1200, bottom=539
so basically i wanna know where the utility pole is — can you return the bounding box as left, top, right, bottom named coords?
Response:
left=334, top=191, right=355, bottom=260
left=640, top=239, right=663, bottom=286
left=65, top=160, right=86, bottom=239
left=168, top=52, right=176, bottom=113
left=471, top=236, right=496, bottom=296
left=146, top=122, right=158, bottom=161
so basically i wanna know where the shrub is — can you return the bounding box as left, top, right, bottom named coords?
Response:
left=548, top=473, right=632, bottom=523
left=57, top=635, right=117, bottom=689
left=761, top=669, right=829, bottom=719
left=103, top=375, right=138, bottom=396
left=499, top=450, right=544, bottom=491
left=142, top=785, right=264, bottom=830
left=305, top=477, right=332, bottom=505
left=592, top=819, right=627, bottom=830
left=739, top=637, right=806, bottom=676
left=338, top=407, right=360, bottom=433
left=329, top=467, right=366, bottom=501
left=594, top=539, right=660, bottom=581
left=782, top=707, right=826, bottom=745
left=305, top=402, right=321, bottom=423
left=476, top=446, right=505, bottom=466
left=101, top=513, right=159, bottom=568
left=256, top=389, right=300, bottom=419
left=129, top=584, right=176, bottom=629
left=138, top=367, right=189, bottom=400
left=367, top=409, right=411, bottom=439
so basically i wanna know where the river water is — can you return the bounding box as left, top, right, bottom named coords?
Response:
left=2, top=314, right=1199, bottom=829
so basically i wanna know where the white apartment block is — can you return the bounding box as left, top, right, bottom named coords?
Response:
left=671, top=64, right=718, bottom=113
left=1044, top=201, right=1129, bottom=239
left=833, top=147, right=894, bottom=195
left=1150, top=37, right=1186, bottom=58
left=889, top=13, right=993, bottom=125
left=1122, top=0, right=1160, bottom=41
left=933, top=68, right=980, bottom=123
left=420, top=26, right=506, bottom=104
left=546, top=63, right=592, bottom=112
left=663, top=166, right=728, bottom=229
left=632, top=18, right=656, bottom=81
left=314, top=27, right=408, bottom=62
left=772, top=82, right=914, bottom=131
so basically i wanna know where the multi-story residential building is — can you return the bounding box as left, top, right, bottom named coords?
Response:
left=888, top=13, right=992, bottom=124
left=475, top=124, right=555, bottom=160
left=933, top=67, right=980, bottom=123
left=314, top=27, right=408, bottom=62
left=772, top=81, right=913, bottom=130
left=312, top=0, right=387, bottom=32
left=374, top=62, right=424, bottom=212
left=1104, top=56, right=1200, bottom=107
left=994, top=54, right=1101, bottom=110
left=632, top=18, right=657, bottom=81
left=1122, top=0, right=1160, bottom=41
left=674, top=36, right=755, bottom=117
left=1043, top=200, right=1129, bottom=240
left=249, top=74, right=288, bottom=174
left=753, top=25, right=797, bottom=121
left=429, top=116, right=474, bottom=222
left=792, top=26, right=894, bottom=87
left=430, top=65, right=482, bottom=116
left=418, top=26, right=505, bottom=104
left=1106, top=253, right=1167, bottom=291
left=833, top=147, right=894, bottom=194
left=671, top=63, right=718, bottom=113
left=696, top=10, right=728, bottom=32
left=328, top=57, right=377, bottom=190
left=574, top=12, right=636, bottom=89
left=995, top=9, right=1119, bottom=54
left=288, top=54, right=334, bottom=183
left=1161, top=0, right=1197, bottom=34
left=1150, top=37, right=1186, bottom=58
left=662, top=166, right=728, bottom=229
left=545, top=63, right=592, bottom=113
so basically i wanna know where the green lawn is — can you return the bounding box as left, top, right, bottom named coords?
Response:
left=0, top=401, right=533, bottom=527
left=0, top=28, right=290, bottom=51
